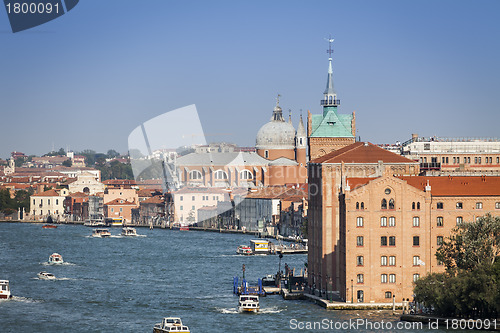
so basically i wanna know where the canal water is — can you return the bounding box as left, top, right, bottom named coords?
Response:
left=0, top=223, right=471, bottom=332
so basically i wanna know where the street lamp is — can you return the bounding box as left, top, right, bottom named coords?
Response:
left=351, top=279, right=354, bottom=303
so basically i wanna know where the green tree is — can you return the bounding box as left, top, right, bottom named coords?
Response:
left=62, top=159, right=72, bottom=167
left=14, top=157, right=24, bottom=167
left=107, top=149, right=120, bottom=158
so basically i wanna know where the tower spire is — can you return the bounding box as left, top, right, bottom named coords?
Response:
left=271, top=93, right=284, bottom=122
left=321, top=35, right=340, bottom=108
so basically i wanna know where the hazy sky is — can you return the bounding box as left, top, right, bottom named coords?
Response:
left=1, top=0, right=500, bottom=159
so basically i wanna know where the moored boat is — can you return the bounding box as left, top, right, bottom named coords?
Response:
left=38, top=271, right=56, bottom=280
left=121, top=227, right=137, bottom=236
left=153, top=317, right=190, bottom=333
left=42, top=224, right=57, bottom=229
left=0, top=280, right=12, bottom=299
left=238, top=295, right=259, bottom=313
left=92, top=228, right=111, bottom=238
left=236, top=245, right=252, bottom=255
left=48, top=253, right=64, bottom=264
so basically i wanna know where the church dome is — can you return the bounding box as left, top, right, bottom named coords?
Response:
left=256, top=101, right=296, bottom=150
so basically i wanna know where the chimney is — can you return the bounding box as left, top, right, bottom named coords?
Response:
left=425, top=180, right=431, bottom=192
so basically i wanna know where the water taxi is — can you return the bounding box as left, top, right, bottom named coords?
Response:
left=0, top=280, right=11, bottom=299
left=105, top=217, right=123, bottom=227
left=84, top=219, right=106, bottom=227
left=250, top=239, right=270, bottom=255
left=38, top=272, right=56, bottom=280
left=92, top=228, right=111, bottom=238
left=42, top=224, right=57, bottom=229
left=121, top=227, right=137, bottom=236
left=236, top=245, right=252, bottom=255
left=48, top=253, right=64, bottom=264
left=153, top=317, right=190, bottom=333
left=238, top=295, right=259, bottom=313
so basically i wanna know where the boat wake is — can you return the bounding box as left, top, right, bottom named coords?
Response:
left=5, top=296, right=42, bottom=303
left=216, top=306, right=284, bottom=314
left=33, top=277, right=74, bottom=281
left=41, top=262, right=76, bottom=266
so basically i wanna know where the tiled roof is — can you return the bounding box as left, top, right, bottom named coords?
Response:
left=311, top=142, right=417, bottom=164
left=104, top=198, right=137, bottom=206
left=346, top=177, right=377, bottom=191
left=173, top=187, right=228, bottom=195
left=141, top=196, right=164, bottom=204
left=32, top=189, right=60, bottom=197
left=246, top=186, right=288, bottom=199
left=400, top=176, right=500, bottom=196
left=68, top=192, right=88, bottom=197
left=177, top=152, right=270, bottom=166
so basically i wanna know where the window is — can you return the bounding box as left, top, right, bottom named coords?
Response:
left=413, top=256, right=420, bottom=266
left=240, top=170, right=253, bottom=180
left=56, top=199, right=58, bottom=205
left=385, top=188, right=391, bottom=195
left=389, top=216, right=395, bottom=227
left=413, top=216, right=420, bottom=227
left=357, top=290, right=364, bottom=302
left=214, top=169, right=228, bottom=180
left=497, top=157, right=499, bottom=164
left=381, top=274, right=387, bottom=283
left=356, top=236, right=364, bottom=246
left=476, top=202, right=483, bottom=209
left=265, top=150, right=269, bottom=158
left=381, top=236, right=387, bottom=246
left=437, top=236, right=443, bottom=246
left=413, top=236, right=420, bottom=246
left=389, top=274, right=396, bottom=283
left=356, top=217, right=363, bottom=227
left=119, top=207, right=123, bottom=212
left=496, top=202, right=500, bottom=209
left=417, top=202, right=420, bottom=210
left=413, top=274, right=420, bottom=282
left=412, top=202, right=415, bottom=210
left=48, top=199, right=50, bottom=205
left=475, top=157, right=478, bottom=164
left=437, top=202, right=443, bottom=209
left=389, top=199, right=395, bottom=209
left=456, top=202, right=463, bottom=209
left=356, top=202, right=359, bottom=210
left=478, top=157, right=482, bottom=164
left=389, top=256, right=396, bottom=266
left=180, top=196, right=183, bottom=201
left=381, top=199, right=387, bottom=210
left=456, top=216, right=463, bottom=225
left=389, top=236, right=396, bottom=246
left=33, top=199, right=35, bottom=205
left=356, top=256, right=364, bottom=266
left=180, top=206, right=183, bottom=211
left=385, top=291, right=392, bottom=299
left=192, top=206, right=195, bottom=210
left=357, top=274, right=364, bottom=283
left=192, top=196, right=195, bottom=201
left=437, top=216, right=443, bottom=227
left=111, top=208, right=114, bottom=213
left=189, top=170, right=202, bottom=180
left=380, top=216, right=387, bottom=227
left=381, top=256, right=387, bottom=266
left=360, top=202, right=364, bottom=209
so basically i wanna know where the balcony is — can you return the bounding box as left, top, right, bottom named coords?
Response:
left=320, top=99, right=340, bottom=106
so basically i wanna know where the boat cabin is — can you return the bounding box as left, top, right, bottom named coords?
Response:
left=0, top=280, right=11, bottom=299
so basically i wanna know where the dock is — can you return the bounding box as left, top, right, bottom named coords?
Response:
left=304, top=293, right=403, bottom=310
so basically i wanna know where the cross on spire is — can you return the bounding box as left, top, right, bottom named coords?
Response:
left=276, top=93, right=281, bottom=106
left=326, top=35, right=334, bottom=58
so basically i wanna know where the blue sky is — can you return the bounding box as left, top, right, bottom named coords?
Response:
left=1, top=0, right=500, bottom=159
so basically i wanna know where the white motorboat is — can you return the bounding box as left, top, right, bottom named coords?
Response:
left=121, top=227, right=137, bottom=236
left=38, top=272, right=56, bottom=280
left=92, top=228, right=111, bottom=238
left=0, top=280, right=11, bottom=299
left=48, top=253, right=64, bottom=264
left=236, top=245, right=252, bottom=255
left=153, top=317, right=190, bottom=333
left=238, top=295, right=259, bottom=313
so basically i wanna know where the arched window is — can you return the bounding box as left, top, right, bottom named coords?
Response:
left=329, top=96, right=333, bottom=103
left=389, top=199, right=395, bottom=210
left=189, top=170, right=202, bottom=180
left=214, top=169, right=228, bottom=180
left=240, top=170, right=253, bottom=180
left=417, top=202, right=420, bottom=210
left=412, top=202, right=415, bottom=210
left=356, top=202, right=359, bottom=210
left=360, top=202, right=364, bottom=209
left=381, top=199, right=387, bottom=210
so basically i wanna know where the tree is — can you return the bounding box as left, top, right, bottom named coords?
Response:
left=62, top=159, right=72, bottom=167
left=14, top=157, right=24, bottom=167
left=107, top=149, right=120, bottom=158
left=414, top=214, right=500, bottom=318
left=436, top=213, right=500, bottom=271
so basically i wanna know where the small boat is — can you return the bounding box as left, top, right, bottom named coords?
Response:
left=42, top=225, right=57, bottom=229
left=236, top=245, right=252, bottom=255
left=48, top=253, right=64, bottom=264
left=92, top=228, right=111, bottom=238
left=261, top=274, right=276, bottom=286
left=38, top=272, right=56, bottom=280
left=179, top=224, right=189, bottom=231
left=153, top=317, right=190, bottom=333
left=238, top=295, right=259, bottom=313
left=121, top=227, right=137, bottom=236
left=0, top=280, right=12, bottom=299
left=84, top=219, right=106, bottom=227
